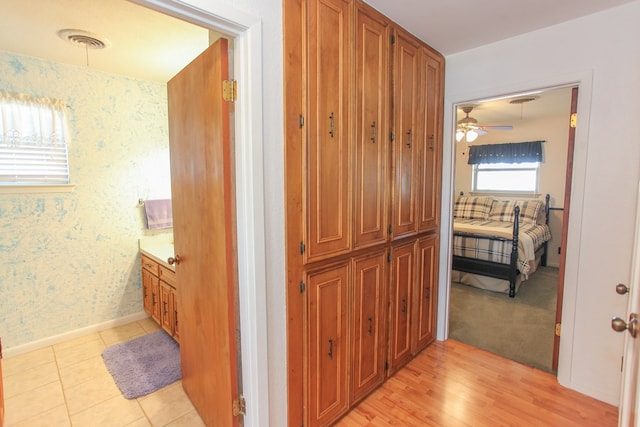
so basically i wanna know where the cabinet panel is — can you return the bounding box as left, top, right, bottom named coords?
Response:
left=142, top=268, right=154, bottom=315
left=351, top=250, right=387, bottom=403
left=305, top=0, right=353, bottom=262
left=160, top=282, right=174, bottom=335
left=353, top=3, right=389, bottom=249
left=413, top=234, right=439, bottom=353
left=307, top=262, right=350, bottom=426
left=388, top=241, right=414, bottom=374
left=391, top=29, right=420, bottom=239
left=417, top=48, right=444, bottom=232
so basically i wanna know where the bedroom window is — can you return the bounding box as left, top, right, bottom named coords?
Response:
left=0, top=92, right=71, bottom=188
left=472, top=162, right=540, bottom=193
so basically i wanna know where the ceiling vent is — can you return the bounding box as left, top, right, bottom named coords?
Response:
left=58, top=29, right=111, bottom=49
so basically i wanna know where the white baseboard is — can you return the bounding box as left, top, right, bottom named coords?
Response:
left=3, top=311, right=149, bottom=359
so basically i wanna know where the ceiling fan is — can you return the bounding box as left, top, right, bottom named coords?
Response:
left=456, top=105, right=513, bottom=142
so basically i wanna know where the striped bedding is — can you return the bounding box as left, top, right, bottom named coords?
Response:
left=452, top=218, right=552, bottom=277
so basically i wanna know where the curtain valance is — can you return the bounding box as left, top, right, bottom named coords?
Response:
left=467, top=140, right=544, bottom=165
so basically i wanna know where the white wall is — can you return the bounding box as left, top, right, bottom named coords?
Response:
left=442, top=1, right=640, bottom=405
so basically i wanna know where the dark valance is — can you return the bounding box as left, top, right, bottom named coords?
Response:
left=468, top=140, right=544, bottom=165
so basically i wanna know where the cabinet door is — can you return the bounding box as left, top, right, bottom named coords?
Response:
left=412, top=234, right=439, bottom=353
left=305, top=0, right=353, bottom=262
left=141, top=268, right=154, bottom=315
left=307, top=261, right=349, bottom=426
left=160, top=282, right=174, bottom=336
left=388, top=241, right=414, bottom=374
left=173, top=291, right=179, bottom=341
left=417, top=48, right=444, bottom=232
left=391, top=28, right=420, bottom=239
left=353, top=2, right=389, bottom=249
left=351, top=250, right=387, bottom=403
left=148, top=274, right=160, bottom=323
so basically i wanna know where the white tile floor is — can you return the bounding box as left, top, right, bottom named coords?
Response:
left=3, top=319, right=205, bottom=426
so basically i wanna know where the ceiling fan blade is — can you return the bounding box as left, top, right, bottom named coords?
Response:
left=478, top=125, right=513, bottom=131
left=476, top=129, right=489, bottom=136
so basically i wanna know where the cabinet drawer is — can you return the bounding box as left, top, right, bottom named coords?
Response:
left=159, top=265, right=176, bottom=287
left=141, top=255, right=159, bottom=274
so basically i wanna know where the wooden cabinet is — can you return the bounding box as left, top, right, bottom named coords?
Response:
left=305, top=0, right=353, bottom=263
left=306, top=261, right=349, bottom=426
left=351, top=250, right=387, bottom=403
left=141, top=254, right=178, bottom=341
left=413, top=234, right=439, bottom=353
left=388, top=241, right=414, bottom=374
left=284, top=0, right=444, bottom=424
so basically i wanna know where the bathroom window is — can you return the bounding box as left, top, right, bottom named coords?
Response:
left=0, top=92, right=71, bottom=188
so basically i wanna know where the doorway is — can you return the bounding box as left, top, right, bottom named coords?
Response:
left=448, top=86, right=574, bottom=373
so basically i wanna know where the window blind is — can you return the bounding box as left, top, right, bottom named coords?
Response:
left=467, top=140, right=544, bottom=165
left=0, top=92, right=70, bottom=185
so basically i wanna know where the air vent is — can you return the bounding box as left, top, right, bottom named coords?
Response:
left=58, top=29, right=111, bottom=49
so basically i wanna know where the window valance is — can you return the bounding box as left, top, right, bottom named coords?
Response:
left=467, top=140, right=544, bottom=165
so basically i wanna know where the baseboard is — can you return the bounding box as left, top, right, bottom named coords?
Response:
left=3, top=311, right=149, bottom=359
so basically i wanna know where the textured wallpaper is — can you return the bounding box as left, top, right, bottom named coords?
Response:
left=0, top=51, right=172, bottom=349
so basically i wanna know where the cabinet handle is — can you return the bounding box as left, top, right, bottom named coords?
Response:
left=329, top=112, right=335, bottom=138
left=163, top=301, right=168, bottom=315
left=368, top=317, right=373, bottom=335
left=328, top=338, right=334, bottom=360
left=406, top=129, right=412, bottom=148
left=152, top=294, right=156, bottom=305
left=370, top=121, right=377, bottom=143
left=401, top=298, right=407, bottom=314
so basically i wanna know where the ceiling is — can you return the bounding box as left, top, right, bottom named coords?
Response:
left=0, top=0, right=629, bottom=126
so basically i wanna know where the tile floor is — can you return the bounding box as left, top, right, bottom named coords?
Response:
left=3, top=319, right=205, bottom=426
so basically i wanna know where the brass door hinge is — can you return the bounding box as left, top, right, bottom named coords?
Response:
left=555, top=322, right=561, bottom=337
left=232, top=396, right=246, bottom=417
left=570, top=113, right=577, bottom=128
left=223, top=79, right=237, bottom=102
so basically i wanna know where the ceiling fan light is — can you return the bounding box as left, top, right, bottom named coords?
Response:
left=466, top=130, right=478, bottom=142
left=456, top=130, right=464, bottom=142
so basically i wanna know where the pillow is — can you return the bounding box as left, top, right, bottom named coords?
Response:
left=453, top=196, right=493, bottom=220
left=488, top=199, right=545, bottom=224
left=488, top=200, right=517, bottom=222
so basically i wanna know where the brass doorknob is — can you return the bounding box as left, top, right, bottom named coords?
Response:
left=616, top=283, right=629, bottom=295
left=168, top=255, right=181, bottom=266
left=612, top=314, right=638, bottom=338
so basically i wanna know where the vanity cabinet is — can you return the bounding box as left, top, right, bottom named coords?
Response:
left=141, top=254, right=179, bottom=341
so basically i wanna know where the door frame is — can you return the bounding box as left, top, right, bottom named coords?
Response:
left=438, top=70, right=594, bottom=391
left=132, top=1, right=268, bottom=425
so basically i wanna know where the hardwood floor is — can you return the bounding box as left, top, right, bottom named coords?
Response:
left=336, top=339, right=618, bottom=426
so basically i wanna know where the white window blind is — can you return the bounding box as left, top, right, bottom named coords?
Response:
left=0, top=92, right=70, bottom=185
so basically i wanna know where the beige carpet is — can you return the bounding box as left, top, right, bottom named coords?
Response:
left=448, top=266, right=558, bottom=373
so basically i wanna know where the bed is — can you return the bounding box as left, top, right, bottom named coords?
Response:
left=451, top=194, right=551, bottom=297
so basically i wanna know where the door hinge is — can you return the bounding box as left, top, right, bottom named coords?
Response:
left=223, top=79, right=237, bottom=102
left=570, top=112, right=577, bottom=128
left=300, top=241, right=306, bottom=254
left=299, top=114, right=305, bottom=128
left=390, top=34, right=395, bottom=44
left=555, top=322, right=561, bottom=337
left=387, top=224, right=393, bottom=235
left=385, top=361, right=389, bottom=371
left=300, top=280, right=306, bottom=293
left=387, top=252, right=392, bottom=263
left=232, top=396, right=246, bottom=417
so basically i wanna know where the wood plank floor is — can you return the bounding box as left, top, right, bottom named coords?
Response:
left=336, top=339, right=618, bottom=427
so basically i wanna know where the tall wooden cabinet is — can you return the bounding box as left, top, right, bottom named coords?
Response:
left=284, top=0, right=444, bottom=425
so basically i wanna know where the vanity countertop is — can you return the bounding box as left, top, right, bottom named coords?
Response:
left=139, top=234, right=175, bottom=271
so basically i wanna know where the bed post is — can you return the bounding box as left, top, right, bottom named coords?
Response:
left=509, top=205, right=520, bottom=297
left=541, top=193, right=550, bottom=266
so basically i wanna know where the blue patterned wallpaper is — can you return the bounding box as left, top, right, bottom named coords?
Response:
left=0, top=51, right=172, bottom=350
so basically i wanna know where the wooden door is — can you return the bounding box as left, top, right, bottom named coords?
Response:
left=388, top=241, right=414, bottom=374
left=305, top=0, right=353, bottom=262
left=353, top=2, right=389, bottom=249
left=307, top=262, right=349, bottom=426
left=351, top=250, right=387, bottom=403
left=412, top=234, right=439, bottom=353
left=417, top=48, right=443, bottom=232
left=391, top=29, right=420, bottom=239
left=168, top=38, right=241, bottom=426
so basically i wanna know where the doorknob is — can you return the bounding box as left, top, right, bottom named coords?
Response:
left=616, top=283, right=630, bottom=295
left=611, top=313, right=639, bottom=338
left=168, top=255, right=181, bottom=266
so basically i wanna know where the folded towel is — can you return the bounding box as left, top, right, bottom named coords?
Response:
left=143, top=199, right=173, bottom=229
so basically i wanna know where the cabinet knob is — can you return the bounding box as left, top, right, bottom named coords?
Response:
left=168, top=255, right=181, bottom=266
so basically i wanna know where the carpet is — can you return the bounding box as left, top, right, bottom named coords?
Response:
left=448, top=266, right=558, bottom=373
left=102, top=330, right=181, bottom=399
